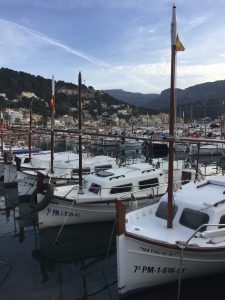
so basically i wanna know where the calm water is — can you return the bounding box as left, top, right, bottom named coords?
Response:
left=1, top=144, right=225, bottom=300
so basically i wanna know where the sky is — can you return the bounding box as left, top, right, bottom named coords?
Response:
left=0, top=0, right=225, bottom=94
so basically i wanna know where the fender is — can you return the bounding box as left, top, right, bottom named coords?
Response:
left=30, top=183, right=54, bottom=212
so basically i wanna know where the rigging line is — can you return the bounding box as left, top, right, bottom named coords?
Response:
left=53, top=196, right=77, bottom=245
left=106, top=219, right=116, bottom=258
left=177, top=246, right=185, bottom=300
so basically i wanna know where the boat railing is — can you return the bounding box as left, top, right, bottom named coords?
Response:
left=180, top=223, right=225, bottom=245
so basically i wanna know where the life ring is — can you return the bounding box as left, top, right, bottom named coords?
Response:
left=30, top=183, right=54, bottom=212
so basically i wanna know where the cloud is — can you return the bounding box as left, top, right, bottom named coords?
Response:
left=0, top=18, right=108, bottom=67
left=86, top=61, right=225, bottom=93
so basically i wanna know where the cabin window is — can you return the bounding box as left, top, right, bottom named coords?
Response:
left=139, top=178, right=159, bottom=190
left=89, top=183, right=101, bottom=194
left=24, top=158, right=30, bottom=163
left=179, top=208, right=209, bottom=231
left=110, top=184, right=132, bottom=194
left=95, top=165, right=112, bottom=172
left=155, top=201, right=178, bottom=220
left=72, top=167, right=91, bottom=175
left=219, top=215, right=225, bottom=228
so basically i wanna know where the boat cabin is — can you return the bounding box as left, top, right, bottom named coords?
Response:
left=82, top=163, right=167, bottom=199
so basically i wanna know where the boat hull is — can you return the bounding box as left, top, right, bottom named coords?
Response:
left=117, top=234, right=225, bottom=296
left=37, top=196, right=154, bottom=229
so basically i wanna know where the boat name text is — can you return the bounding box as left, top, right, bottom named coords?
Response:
left=133, top=265, right=185, bottom=274
left=46, top=208, right=80, bottom=218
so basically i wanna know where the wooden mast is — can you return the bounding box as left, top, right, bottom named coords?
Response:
left=167, top=3, right=177, bottom=228
left=28, top=101, right=32, bottom=162
left=0, top=111, right=3, bottom=157
left=78, top=71, right=83, bottom=194
left=50, top=75, right=55, bottom=174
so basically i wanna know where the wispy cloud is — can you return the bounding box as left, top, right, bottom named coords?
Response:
left=0, top=18, right=108, bottom=67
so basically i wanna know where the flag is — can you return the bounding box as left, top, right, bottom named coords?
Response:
left=50, top=95, right=55, bottom=113
left=176, top=34, right=185, bottom=51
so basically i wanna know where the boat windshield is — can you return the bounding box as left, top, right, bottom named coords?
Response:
left=89, top=183, right=101, bottom=194
left=179, top=208, right=209, bottom=232
left=155, top=201, right=178, bottom=220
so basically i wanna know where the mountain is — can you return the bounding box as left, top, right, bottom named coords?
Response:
left=103, top=89, right=159, bottom=107
left=104, top=80, right=225, bottom=120
left=0, top=68, right=137, bottom=118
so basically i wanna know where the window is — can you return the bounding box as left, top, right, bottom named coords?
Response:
left=72, top=167, right=91, bottom=175
left=179, top=208, right=209, bottom=231
left=110, top=184, right=132, bottom=194
left=139, top=178, right=159, bottom=190
left=88, top=183, right=101, bottom=194
left=95, top=165, right=112, bottom=172
left=24, top=158, right=30, bottom=163
left=155, top=201, right=178, bottom=220
left=219, top=215, right=225, bottom=228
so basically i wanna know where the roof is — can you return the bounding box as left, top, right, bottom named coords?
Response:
left=85, top=162, right=163, bottom=186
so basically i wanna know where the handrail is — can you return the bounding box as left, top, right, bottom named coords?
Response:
left=184, top=223, right=225, bottom=245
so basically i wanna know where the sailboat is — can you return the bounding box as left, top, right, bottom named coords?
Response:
left=116, top=4, right=225, bottom=297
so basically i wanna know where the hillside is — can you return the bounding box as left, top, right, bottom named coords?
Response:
left=0, top=68, right=156, bottom=118
left=104, top=80, right=225, bottom=120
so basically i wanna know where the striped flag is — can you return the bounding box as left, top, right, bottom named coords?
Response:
left=176, top=34, right=185, bottom=51
left=50, top=95, right=55, bottom=113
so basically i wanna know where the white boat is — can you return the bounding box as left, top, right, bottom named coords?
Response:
left=116, top=175, right=225, bottom=296
left=188, top=143, right=223, bottom=156
left=17, top=155, right=117, bottom=203
left=36, top=163, right=168, bottom=229
left=4, top=151, right=78, bottom=187
left=116, top=4, right=225, bottom=297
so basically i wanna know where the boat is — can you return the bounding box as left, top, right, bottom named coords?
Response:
left=188, top=143, right=223, bottom=156
left=115, top=4, right=225, bottom=296
left=36, top=70, right=196, bottom=231
left=4, top=150, right=79, bottom=188
left=17, top=154, right=118, bottom=203
left=116, top=175, right=225, bottom=296
left=36, top=162, right=168, bottom=229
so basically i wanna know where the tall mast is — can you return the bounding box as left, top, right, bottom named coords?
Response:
left=78, top=71, right=83, bottom=194
left=50, top=75, right=55, bottom=174
left=167, top=3, right=177, bottom=228
left=0, top=111, right=3, bottom=157
left=28, top=101, right=32, bottom=162
left=8, top=111, right=12, bottom=162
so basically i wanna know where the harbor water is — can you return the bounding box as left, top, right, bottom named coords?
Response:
left=1, top=142, right=225, bottom=299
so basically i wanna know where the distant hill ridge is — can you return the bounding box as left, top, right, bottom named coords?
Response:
left=104, top=80, right=225, bottom=119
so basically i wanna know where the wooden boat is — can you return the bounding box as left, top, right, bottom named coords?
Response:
left=17, top=154, right=117, bottom=203
left=115, top=4, right=225, bottom=296
left=36, top=162, right=168, bottom=229
left=116, top=175, right=225, bottom=295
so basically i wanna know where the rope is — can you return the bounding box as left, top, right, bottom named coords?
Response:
left=106, top=220, right=116, bottom=258
left=176, top=246, right=184, bottom=300
left=53, top=195, right=78, bottom=245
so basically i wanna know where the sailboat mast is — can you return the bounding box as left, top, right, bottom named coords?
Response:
left=0, top=111, right=3, bottom=157
left=78, top=71, right=83, bottom=194
left=50, top=75, right=55, bottom=174
left=167, top=3, right=177, bottom=228
left=28, top=101, right=32, bottom=162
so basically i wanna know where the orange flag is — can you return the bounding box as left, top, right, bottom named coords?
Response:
left=50, top=95, right=55, bottom=113
left=176, top=34, right=185, bottom=51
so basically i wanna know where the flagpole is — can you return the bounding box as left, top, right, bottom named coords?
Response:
left=167, top=3, right=177, bottom=229
left=50, top=75, right=55, bottom=174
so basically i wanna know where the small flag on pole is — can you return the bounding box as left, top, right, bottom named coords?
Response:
left=50, top=95, right=55, bottom=113
left=176, top=34, right=185, bottom=51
